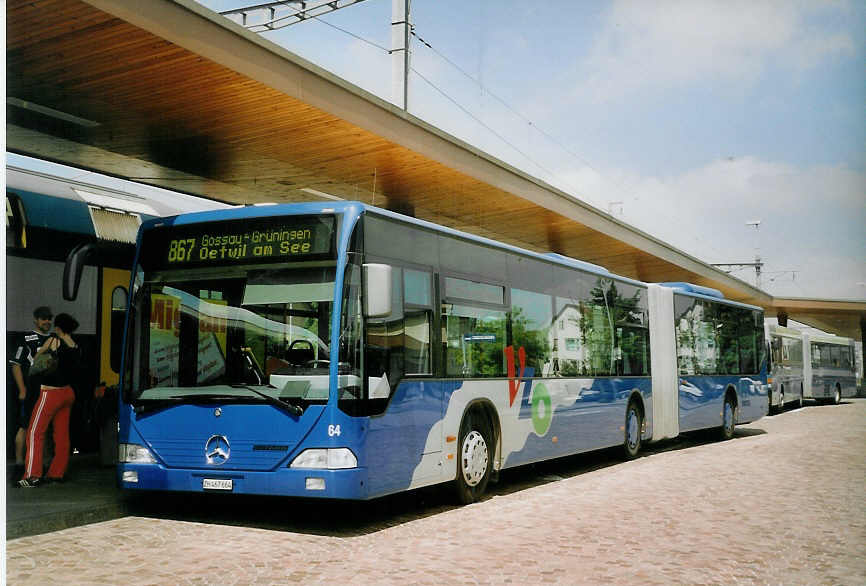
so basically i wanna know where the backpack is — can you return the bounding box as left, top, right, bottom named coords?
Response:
left=30, top=344, right=59, bottom=378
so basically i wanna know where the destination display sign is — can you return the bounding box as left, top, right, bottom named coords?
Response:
left=142, top=215, right=336, bottom=270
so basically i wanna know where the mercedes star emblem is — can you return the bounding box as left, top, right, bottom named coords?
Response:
left=205, top=435, right=230, bottom=465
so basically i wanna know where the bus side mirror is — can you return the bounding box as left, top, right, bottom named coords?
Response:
left=63, top=242, right=97, bottom=301
left=363, top=263, right=392, bottom=318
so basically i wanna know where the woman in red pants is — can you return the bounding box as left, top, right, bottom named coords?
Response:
left=18, top=313, right=81, bottom=487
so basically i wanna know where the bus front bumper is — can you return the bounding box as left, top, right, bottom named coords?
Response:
left=118, top=464, right=371, bottom=499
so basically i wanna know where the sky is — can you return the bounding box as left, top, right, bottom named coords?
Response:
left=19, top=0, right=866, bottom=299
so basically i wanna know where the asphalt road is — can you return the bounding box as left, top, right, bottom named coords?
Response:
left=6, top=399, right=866, bottom=585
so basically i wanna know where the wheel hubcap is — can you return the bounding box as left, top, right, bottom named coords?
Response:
left=461, top=430, right=488, bottom=487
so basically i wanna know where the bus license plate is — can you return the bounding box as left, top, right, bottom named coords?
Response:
left=202, top=478, right=232, bottom=491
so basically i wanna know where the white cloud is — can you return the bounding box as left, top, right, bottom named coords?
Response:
left=550, top=157, right=866, bottom=298
left=578, top=0, right=856, bottom=102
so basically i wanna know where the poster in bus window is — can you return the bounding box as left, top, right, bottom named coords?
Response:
left=149, top=293, right=227, bottom=386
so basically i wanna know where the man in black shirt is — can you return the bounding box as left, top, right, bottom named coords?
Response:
left=8, top=306, right=54, bottom=474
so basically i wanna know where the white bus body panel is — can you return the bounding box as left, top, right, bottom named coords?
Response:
left=648, top=284, right=679, bottom=441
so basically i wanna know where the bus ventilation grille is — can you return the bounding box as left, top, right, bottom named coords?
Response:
left=88, top=206, right=141, bottom=243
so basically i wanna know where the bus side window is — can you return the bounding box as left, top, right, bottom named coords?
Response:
left=819, top=344, right=831, bottom=367
left=771, top=337, right=782, bottom=364
left=841, top=347, right=852, bottom=369
left=613, top=285, right=650, bottom=377
left=403, top=269, right=432, bottom=375
left=109, top=286, right=128, bottom=373
left=674, top=294, right=697, bottom=376
left=830, top=346, right=841, bottom=368
left=511, top=288, right=552, bottom=376
left=442, top=277, right=507, bottom=378
left=365, top=267, right=433, bottom=401
left=366, top=267, right=404, bottom=397
left=791, top=339, right=803, bottom=366
left=553, top=297, right=582, bottom=376
left=737, top=308, right=757, bottom=373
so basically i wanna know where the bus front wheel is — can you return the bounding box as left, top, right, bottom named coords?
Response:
left=454, top=411, right=492, bottom=505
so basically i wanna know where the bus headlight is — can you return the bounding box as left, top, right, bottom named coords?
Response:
left=290, top=448, right=357, bottom=469
left=119, top=443, right=157, bottom=464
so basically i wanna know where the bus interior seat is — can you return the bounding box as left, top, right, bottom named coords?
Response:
left=287, top=345, right=314, bottom=366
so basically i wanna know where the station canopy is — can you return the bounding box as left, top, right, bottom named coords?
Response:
left=6, top=0, right=864, bottom=340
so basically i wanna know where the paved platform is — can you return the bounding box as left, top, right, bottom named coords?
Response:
left=6, top=453, right=126, bottom=540
left=5, top=399, right=866, bottom=584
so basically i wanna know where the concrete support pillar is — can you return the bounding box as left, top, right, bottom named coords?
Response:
left=391, top=0, right=410, bottom=110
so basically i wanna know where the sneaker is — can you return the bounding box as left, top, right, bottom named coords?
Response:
left=17, top=477, right=42, bottom=488
left=44, top=476, right=65, bottom=484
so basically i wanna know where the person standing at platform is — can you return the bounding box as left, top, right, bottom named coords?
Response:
left=8, top=306, right=54, bottom=477
left=18, top=313, right=81, bottom=488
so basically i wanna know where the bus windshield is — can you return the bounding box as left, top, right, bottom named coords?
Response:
left=125, top=214, right=355, bottom=410
left=128, top=262, right=344, bottom=410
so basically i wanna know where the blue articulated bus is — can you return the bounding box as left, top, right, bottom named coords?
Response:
left=117, top=202, right=767, bottom=503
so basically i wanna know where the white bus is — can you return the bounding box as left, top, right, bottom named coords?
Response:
left=803, top=332, right=857, bottom=404
left=765, top=323, right=806, bottom=411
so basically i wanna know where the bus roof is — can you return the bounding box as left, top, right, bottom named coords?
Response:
left=657, top=281, right=764, bottom=312
left=805, top=332, right=854, bottom=346
left=765, top=323, right=805, bottom=339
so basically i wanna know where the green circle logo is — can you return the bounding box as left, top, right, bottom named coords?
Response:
left=531, top=383, right=553, bottom=436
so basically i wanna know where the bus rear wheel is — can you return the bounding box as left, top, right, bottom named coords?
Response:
left=721, top=395, right=736, bottom=441
left=454, top=410, right=493, bottom=505
left=623, top=400, right=642, bottom=460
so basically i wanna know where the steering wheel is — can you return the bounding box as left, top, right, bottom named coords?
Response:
left=288, top=340, right=314, bottom=351
left=305, top=359, right=330, bottom=368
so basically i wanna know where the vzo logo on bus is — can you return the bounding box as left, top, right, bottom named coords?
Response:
left=505, top=346, right=552, bottom=436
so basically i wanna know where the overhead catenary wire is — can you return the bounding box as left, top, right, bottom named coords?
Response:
left=407, top=25, right=733, bottom=261
left=310, top=15, right=391, bottom=53
left=409, top=66, right=566, bottom=187
left=410, top=27, right=605, bottom=178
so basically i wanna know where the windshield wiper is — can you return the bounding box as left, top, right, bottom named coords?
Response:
left=230, top=384, right=303, bottom=416
left=133, top=397, right=185, bottom=416
left=134, top=394, right=243, bottom=416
